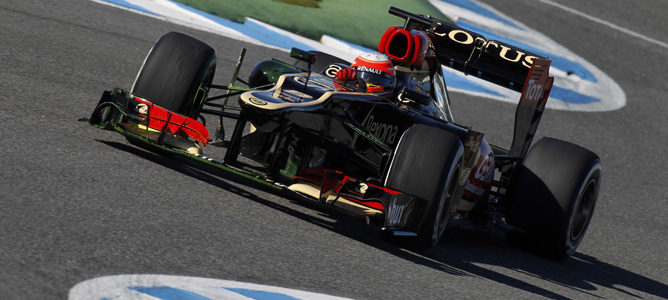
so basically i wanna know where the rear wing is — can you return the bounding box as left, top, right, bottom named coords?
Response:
left=388, top=6, right=545, bottom=93
left=390, top=7, right=555, bottom=162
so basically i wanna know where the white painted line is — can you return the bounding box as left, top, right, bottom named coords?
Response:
left=69, top=274, right=354, bottom=299
left=539, top=0, right=668, bottom=50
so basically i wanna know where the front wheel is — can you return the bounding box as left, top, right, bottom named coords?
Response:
left=507, top=137, right=601, bottom=259
left=384, top=124, right=463, bottom=249
left=131, top=32, right=216, bottom=118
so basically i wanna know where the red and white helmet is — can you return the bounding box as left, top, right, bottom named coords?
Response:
left=351, top=52, right=396, bottom=93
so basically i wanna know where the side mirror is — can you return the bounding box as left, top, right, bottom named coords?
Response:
left=290, top=48, right=316, bottom=65
left=291, top=48, right=316, bottom=92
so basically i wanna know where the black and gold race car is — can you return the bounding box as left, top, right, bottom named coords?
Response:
left=82, top=7, right=601, bottom=259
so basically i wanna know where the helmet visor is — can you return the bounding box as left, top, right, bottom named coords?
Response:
left=356, top=69, right=395, bottom=93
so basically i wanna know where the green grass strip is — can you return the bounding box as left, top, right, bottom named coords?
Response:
left=173, top=0, right=451, bottom=49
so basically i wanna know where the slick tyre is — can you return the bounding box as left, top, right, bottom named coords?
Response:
left=507, top=137, right=601, bottom=260
left=385, top=124, right=463, bottom=250
left=132, top=32, right=216, bottom=118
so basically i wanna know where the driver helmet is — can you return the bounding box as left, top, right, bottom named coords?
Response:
left=351, top=52, right=396, bottom=93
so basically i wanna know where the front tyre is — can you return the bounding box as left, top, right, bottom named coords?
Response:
left=132, top=32, right=216, bottom=118
left=507, top=137, right=601, bottom=259
left=384, top=124, right=463, bottom=249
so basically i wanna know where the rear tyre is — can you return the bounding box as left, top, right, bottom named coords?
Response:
left=384, top=124, right=463, bottom=249
left=132, top=32, right=216, bottom=118
left=507, top=137, right=601, bottom=259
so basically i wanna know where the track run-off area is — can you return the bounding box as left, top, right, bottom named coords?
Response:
left=0, top=0, right=667, bottom=299
left=93, top=0, right=625, bottom=112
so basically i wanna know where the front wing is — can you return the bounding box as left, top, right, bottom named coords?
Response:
left=81, top=89, right=428, bottom=236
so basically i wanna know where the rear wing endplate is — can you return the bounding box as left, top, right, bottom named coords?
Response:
left=509, top=59, right=554, bottom=159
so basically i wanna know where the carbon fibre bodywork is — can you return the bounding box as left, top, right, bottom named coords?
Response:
left=82, top=7, right=592, bottom=251
left=238, top=72, right=467, bottom=178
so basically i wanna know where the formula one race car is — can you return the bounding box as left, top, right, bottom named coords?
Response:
left=82, top=7, right=601, bottom=259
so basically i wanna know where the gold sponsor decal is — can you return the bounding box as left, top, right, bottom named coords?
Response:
left=433, top=27, right=538, bottom=68
left=249, top=97, right=267, bottom=105
left=447, top=29, right=475, bottom=45
left=324, top=64, right=342, bottom=78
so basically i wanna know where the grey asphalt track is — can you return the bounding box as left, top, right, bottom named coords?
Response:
left=1, top=0, right=666, bottom=299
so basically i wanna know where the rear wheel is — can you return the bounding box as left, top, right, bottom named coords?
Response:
left=507, top=137, right=601, bottom=259
left=132, top=32, right=216, bottom=118
left=384, top=124, right=463, bottom=249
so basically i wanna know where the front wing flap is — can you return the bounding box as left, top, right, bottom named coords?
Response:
left=318, top=170, right=425, bottom=235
